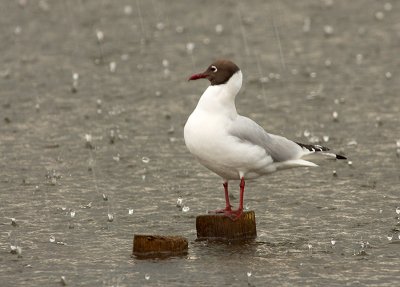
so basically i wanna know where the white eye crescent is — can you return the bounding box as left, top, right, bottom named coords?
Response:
left=210, top=65, right=217, bottom=73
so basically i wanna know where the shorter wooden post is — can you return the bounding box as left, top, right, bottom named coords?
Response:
left=133, top=235, right=188, bottom=258
left=196, top=211, right=257, bottom=241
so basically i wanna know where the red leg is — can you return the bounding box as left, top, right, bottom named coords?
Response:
left=208, top=181, right=232, bottom=214
left=229, top=177, right=245, bottom=221
left=223, top=182, right=232, bottom=211
left=238, top=177, right=245, bottom=211
left=224, top=177, right=245, bottom=221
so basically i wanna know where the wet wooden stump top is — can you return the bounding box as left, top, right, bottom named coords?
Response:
left=196, top=211, right=257, bottom=241
left=133, top=235, right=188, bottom=258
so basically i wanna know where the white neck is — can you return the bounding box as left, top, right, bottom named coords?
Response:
left=195, top=71, right=242, bottom=117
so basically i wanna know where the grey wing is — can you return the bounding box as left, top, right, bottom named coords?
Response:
left=228, top=116, right=303, bottom=162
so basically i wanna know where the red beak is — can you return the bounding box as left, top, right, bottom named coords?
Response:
left=188, top=73, right=208, bottom=81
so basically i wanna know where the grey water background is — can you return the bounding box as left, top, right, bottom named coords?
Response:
left=1, top=0, right=400, bottom=286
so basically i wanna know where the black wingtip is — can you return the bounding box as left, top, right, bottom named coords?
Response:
left=336, top=154, right=347, bottom=160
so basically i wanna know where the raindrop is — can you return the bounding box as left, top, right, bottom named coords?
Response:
left=49, top=235, right=56, bottom=243
left=182, top=206, right=190, bottom=213
left=11, top=218, right=17, bottom=227
left=324, top=59, right=332, bottom=67
left=121, top=54, right=129, bottom=61
left=245, top=203, right=250, bottom=210
left=347, top=140, right=358, bottom=146
left=384, top=3, right=392, bottom=12
left=375, top=11, right=385, bottom=20
left=113, top=153, right=120, bottom=162
left=14, top=26, right=22, bottom=35
left=128, top=208, right=134, bottom=215
left=375, top=116, right=382, bottom=127
left=359, top=240, right=368, bottom=250
left=307, top=243, right=313, bottom=252
left=175, top=26, right=184, bottom=33
left=102, top=194, right=108, bottom=201
left=142, top=157, right=150, bottom=163
left=387, top=235, right=393, bottom=241
left=332, top=170, right=337, bottom=177
left=176, top=197, right=183, bottom=207
left=215, top=24, right=224, bottom=34
left=37, top=0, right=48, bottom=11
left=73, top=72, right=79, bottom=81
left=331, top=238, right=336, bottom=246
left=162, top=59, right=169, bottom=68
left=85, top=134, right=94, bottom=149
left=396, top=207, right=400, bottom=215
left=358, top=26, right=366, bottom=36
left=145, top=274, right=150, bottom=280
left=163, top=68, right=170, bottom=77
left=323, top=25, right=334, bottom=36
left=71, top=72, right=79, bottom=93
left=70, top=210, right=76, bottom=218
left=16, top=246, right=22, bottom=257
left=347, top=161, right=353, bottom=167
left=81, top=202, right=92, bottom=209
left=0, top=69, right=11, bottom=79
left=10, top=244, right=17, bottom=254
left=60, top=276, right=67, bottom=286
left=109, top=129, right=115, bottom=144
left=96, top=30, right=104, bottom=42
left=123, top=5, right=132, bottom=15
left=202, top=38, right=211, bottom=45
left=167, top=126, right=175, bottom=134
left=107, top=213, right=114, bottom=222
left=156, top=22, right=165, bottom=30
left=247, top=271, right=252, bottom=277
left=109, top=61, right=116, bottom=73
left=323, top=135, right=330, bottom=142
left=303, top=17, right=311, bottom=33
left=356, top=54, right=363, bottom=65
left=186, top=42, right=195, bottom=54
left=332, top=111, right=339, bottom=122
left=18, top=0, right=27, bottom=7
left=303, top=130, right=311, bottom=138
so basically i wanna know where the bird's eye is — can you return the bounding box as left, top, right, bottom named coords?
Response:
left=210, top=65, right=218, bottom=73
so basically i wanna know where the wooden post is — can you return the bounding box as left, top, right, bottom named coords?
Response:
left=132, top=235, right=188, bottom=258
left=196, top=211, right=257, bottom=241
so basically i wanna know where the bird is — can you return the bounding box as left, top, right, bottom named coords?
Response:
left=184, top=59, right=346, bottom=221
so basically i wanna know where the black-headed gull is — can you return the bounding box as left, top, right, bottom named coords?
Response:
left=184, top=59, right=346, bottom=220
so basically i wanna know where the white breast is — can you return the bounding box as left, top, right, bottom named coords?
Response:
left=184, top=70, right=274, bottom=180
left=184, top=109, right=272, bottom=180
